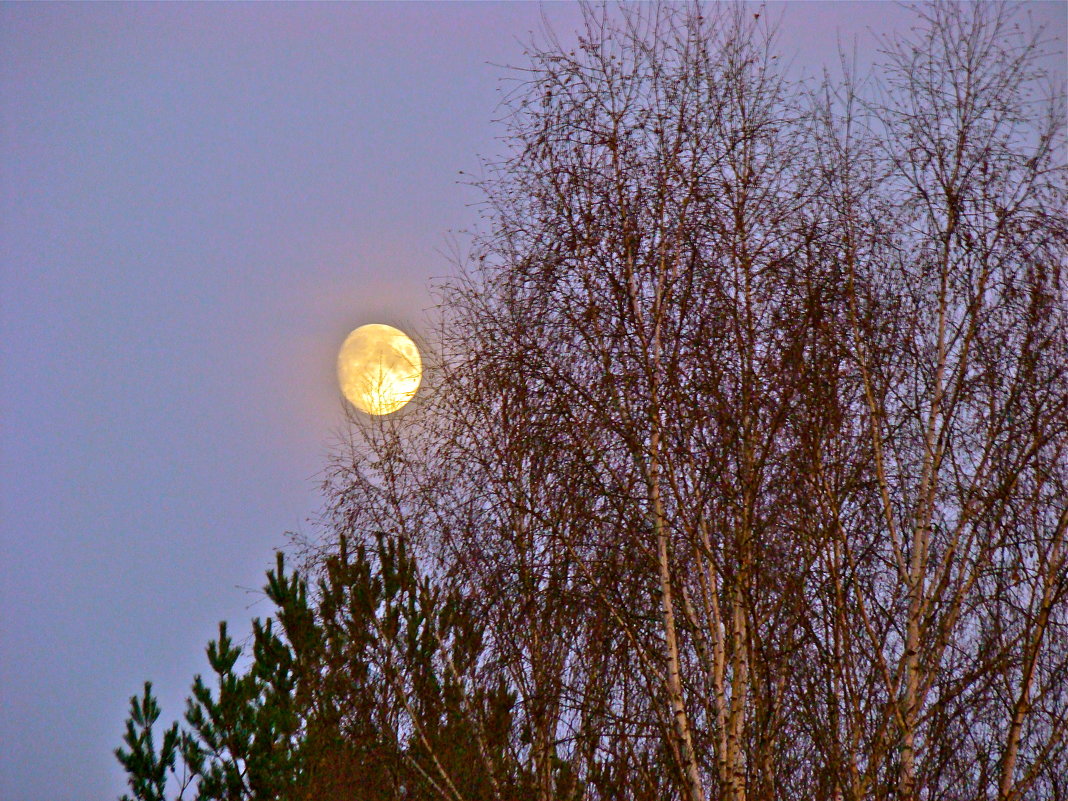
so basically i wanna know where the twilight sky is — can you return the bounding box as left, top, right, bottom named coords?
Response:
left=1, top=3, right=1064, bottom=799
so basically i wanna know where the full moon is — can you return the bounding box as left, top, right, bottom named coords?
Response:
left=337, top=324, right=422, bottom=415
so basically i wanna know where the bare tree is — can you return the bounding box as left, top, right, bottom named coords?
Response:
left=317, top=4, right=1067, bottom=801
left=805, top=4, right=1068, bottom=799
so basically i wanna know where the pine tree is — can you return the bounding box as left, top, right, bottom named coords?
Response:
left=115, top=683, right=181, bottom=801
left=116, top=539, right=512, bottom=800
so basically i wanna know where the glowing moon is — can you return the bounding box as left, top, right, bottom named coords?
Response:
left=337, top=324, right=422, bottom=415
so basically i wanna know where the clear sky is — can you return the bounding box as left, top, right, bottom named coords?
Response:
left=1, top=3, right=1064, bottom=799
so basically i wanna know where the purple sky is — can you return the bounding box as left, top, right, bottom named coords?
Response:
left=1, top=3, right=1063, bottom=799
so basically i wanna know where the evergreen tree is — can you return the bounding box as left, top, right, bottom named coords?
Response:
left=115, top=683, right=181, bottom=801
left=116, top=538, right=512, bottom=800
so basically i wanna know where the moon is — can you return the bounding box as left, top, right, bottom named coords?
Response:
left=337, top=324, right=422, bottom=415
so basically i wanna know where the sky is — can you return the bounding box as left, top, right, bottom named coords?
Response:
left=1, top=3, right=1064, bottom=799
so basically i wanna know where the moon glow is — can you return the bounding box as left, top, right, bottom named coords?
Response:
left=337, top=324, right=422, bottom=415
